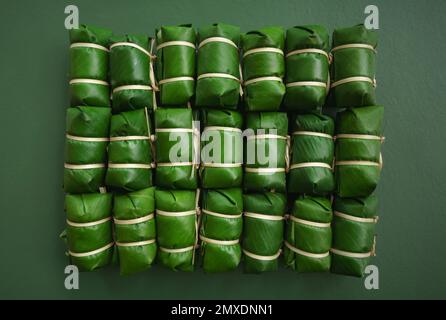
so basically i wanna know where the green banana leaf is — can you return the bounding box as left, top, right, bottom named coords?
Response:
left=288, top=112, right=335, bottom=195
left=154, top=108, right=197, bottom=189
left=110, top=34, right=155, bottom=113
left=155, top=189, right=198, bottom=271
left=196, top=23, right=240, bottom=108
left=113, top=187, right=157, bottom=276
left=335, top=105, right=384, bottom=197
left=241, top=26, right=285, bottom=111
left=284, top=196, right=332, bottom=272
left=64, top=107, right=111, bottom=193
left=200, top=109, right=243, bottom=188
left=65, top=193, right=113, bottom=271
left=69, top=25, right=111, bottom=107
left=284, top=25, right=330, bottom=111
left=69, top=25, right=111, bottom=80
left=242, top=192, right=285, bottom=273
left=331, top=24, right=378, bottom=108
left=200, top=188, right=243, bottom=272
left=156, top=25, right=196, bottom=105
left=244, top=112, right=288, bottom=192
left=106, top=109, right=153, bottom=191
left=331, top=195, right=378, bottom=277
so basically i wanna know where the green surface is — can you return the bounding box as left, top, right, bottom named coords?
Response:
left=0, top=0, right=445, bottom=299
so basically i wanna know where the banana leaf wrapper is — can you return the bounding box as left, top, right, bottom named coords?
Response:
left=200, top=188, right=243, bottom=273
left=110, top=34, right=155, bottom=113
left=331, top=24, right=378, bottom=108
left=288, top=112, right=335, bottom=195
left=196, top=23, right=241, bottom=108
left=155, top=108, right=198, bottom=189
left=106, top=109, right=153, bottom=191
left=69, top=25, right=111, bottom=107
left=284, top=25, right=330, bottom=111
left=65, top=193, right=113, bottom=271
left=335, top=105, right=384, bottom=197
left=114, top=187, right=157, bottom=275
left=284, top=196, right=332, bottom=272
left=331, top=195, right=378, bottom=277
left=244, top=112, right=288, bottom=192
left=64, top=106, right=111, bottom=193
left=155, top=189, right=198, bottom=271
left=242, top=192, right=286, bottom=273
left=156, top=25, right=196, bottom=105
left=241, top=26, right=285, bottom=111
left=200, top=109, right=243, bottom=188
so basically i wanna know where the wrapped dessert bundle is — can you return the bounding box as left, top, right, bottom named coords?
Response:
left=335, top=105, right=384, bottom=197
left=330, top=24, right=378, bottom=108
left=284, top=25, right=330, bottom=112
left=200, top=109, right=243, bottom=188
left=155, top=189, right=199, bottom=271
left=195, top=23, right=241, bottom=108
left=156, top=25, right=196, bottom=106
left=64, top=193, right=114, bottom=271
left=110, top=34, right=157, bottom=113
left=200, top=188, right=243, bottom=272
left=113, top=187, right=157, bottom=275
left=155, top=108, right=198, bottom=189
left=288, top=113, right=335, bottom=195
left=244, top=112, right=288, bottom=192
left=64, top=106, right=111, bottom=193
left=106, top=108, right=154, bottom=191
left=284, top=196, right=332, bottom=272
left=331, top=195, right=378, bottom=277
left=69, top=25, right=112, bottom=107
left=242, top=192, right=286, bottom=273
left=241, top=26, right=285, bottom=111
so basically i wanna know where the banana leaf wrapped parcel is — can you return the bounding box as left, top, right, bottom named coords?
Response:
left=284, top=25, right=330, bottom=112
left=110, top=34, right=157, bottom=113
left=241, top=26, right=285, bottom=111
left=335, top=105, right=384, bottom=197
left=69, top=25, right=112, bottom=107
left=284, top=196, right=332, bottom=272
left=242, top=192, right=285, bottom=273
left=200, top=109, right=243, bottom=188
left=113, top=187, right=157, bottom=275
left=65, top=193, right=114, bottom=271
left=330, top=24, right=378, bottom=108
left=64, top=106, right=111, bottom=193
left=244, top=112, right=288, bottom=192
left=155, top=189, right=199, bottom=271
left=106, top=109, right=154, bottom=191
left=331, top=195, right=378, bottom=277
left=200, top=188, right=243, bottom=273
left=196, top=23, right=241, bottom=108
left=288, top=113, right=335, bottom=195
left=156, top=25, right=196, bottom=106
left=155, top=108, right=198, bottom=189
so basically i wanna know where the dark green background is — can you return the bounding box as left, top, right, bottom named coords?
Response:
left=1, top=0, right=445, bottom=299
